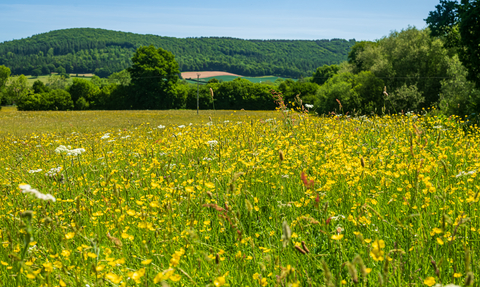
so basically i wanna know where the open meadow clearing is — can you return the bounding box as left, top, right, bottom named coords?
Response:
left=0, top=108, right=479, bottom=286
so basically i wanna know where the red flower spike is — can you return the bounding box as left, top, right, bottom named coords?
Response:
left=301, top=171, right=315, bottom=190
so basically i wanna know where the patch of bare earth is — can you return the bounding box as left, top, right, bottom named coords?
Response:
left=181, top=71, right=243, bottom=79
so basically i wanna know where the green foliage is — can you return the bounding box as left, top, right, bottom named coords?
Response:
left=315, top=71, right=384, bottom=114
left=350, top=27, right=449, bottom=109
left=47, top=75, right=68, bottom=90
left=426, top=0, right=480, bottom=87
left=108, top=69, right=131, bottom=86
left=0, top=28, right=355, bottom=78
left=311, top=64, right=340, bottom=85
left=32, top=80, right=50, bottom=94
left=128, top=45, right=180, bottom=109
left=388, top=84, right=425, bottom=113
left=182, top=78, right=276, bottom=110
left=68, top=78, right=100, bottom=109
left=5, top=75, right=29, bottom=105
left=17, top=89, right=74, bottom=111
left=439, top=55, right=480, bottom=116
left=0, top=65, right=10, bottom=105
left=278, top=80, right=319, bottom=105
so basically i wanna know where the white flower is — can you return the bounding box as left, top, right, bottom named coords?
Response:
left=305, top=104, right=314, bottom=109
left=456, top=170, right=477, bottom=178
left=45, top=167, right=62, bottom=177
left=331, top=215, right=345, bottom=221
left=178, top=125, right=185, bottom=128
left=203, top=157, right=213, bottom=161
left=28, top=169, right=43, bottom=174
left=19, top=184, right=56, bottom=202
left=101, top=133, right=110, bottom=139
left=55, top=145, right=85, bottom=156
left=207, top=140, right=218, bottom=147
left=157, top=125, right=166, bottom=129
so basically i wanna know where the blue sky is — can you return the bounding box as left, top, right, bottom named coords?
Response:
left=0, top=0, right=441, bottom=43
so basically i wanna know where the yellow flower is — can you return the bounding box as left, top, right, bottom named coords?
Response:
left=87, top=252, right=97, bottom=258
left=454, top=273, right=462, bottom=278
left=436, top=237, right=444, bottom=245
left=214, top=276, right=226, bottom=286
left=141, top=259, right=152, bottom=265
left=61, top=249, right=71, bottom=257
left=149, top=201, right=160, bottom=208
left=423, top=276, right=435, bottom=286
left=43, top=262, right=53, bottom=272
left=105, top=273, right=122, bottom=284
left=331, top=234, right=344, bottom=240
left=260, top=277, right=268, bottom=286
left=65, top=232, right=75, bottom=239
left=205, top=182, right=215, bottom=188
left=253, top=273, right=261, bottom=280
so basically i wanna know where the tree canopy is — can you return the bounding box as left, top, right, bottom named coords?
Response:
left=128, top=45, right=180, bottom=109
left=426, top=0, right=480, bottom=87
left=0, top=28, right=355, bottom=78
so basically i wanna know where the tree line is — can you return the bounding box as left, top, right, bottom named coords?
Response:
left=0, top=28, right=355, bottom=78
left=1, top=0, right=479, bottom=118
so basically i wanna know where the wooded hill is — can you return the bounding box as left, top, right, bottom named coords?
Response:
left=0, top=28, right=355, bottom=78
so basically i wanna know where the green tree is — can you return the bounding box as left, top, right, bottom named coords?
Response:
left=439, top=55, right=480, bottom=116
left=351, top=27, right=449, bottom=108
left=32, top=80, right=50, bottom=94
left=0, top=65, right=11, bottom=105
left=6, top=75, right=29, bottom=104
left=108, top=69, right=131, bottom=86
left=315, top=71, right=384, bottom=114
left=311, top=64, right=340, bottom=85
left=426, top=0, right=480, bottom=87
left=68, top=78, right=100, bottom=109
left=128, top=45, right=180, bottom=109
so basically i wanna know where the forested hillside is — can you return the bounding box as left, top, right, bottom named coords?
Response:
left=0, top=28, right=355, bottom=78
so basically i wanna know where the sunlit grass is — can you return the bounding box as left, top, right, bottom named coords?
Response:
left=0, top=109, right=479, bottom=287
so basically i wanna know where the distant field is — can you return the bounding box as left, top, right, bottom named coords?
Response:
left=181, top=71, right=293, bottom=84
left=25, top=74, right=92, bottom=87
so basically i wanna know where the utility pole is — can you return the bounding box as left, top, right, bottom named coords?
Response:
left=196, top=73, right=200, bottom=115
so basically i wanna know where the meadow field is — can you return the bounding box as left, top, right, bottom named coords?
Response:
left=0, top=107, right=479, bottom=287
left=25, top=74, right=93, bottom=87
left=180, top=71, right=291, bottom=85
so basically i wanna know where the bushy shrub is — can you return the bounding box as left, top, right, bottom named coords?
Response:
left=17, top=90, right=74, bottom=111
left=315, top=71, right=384, bottom=114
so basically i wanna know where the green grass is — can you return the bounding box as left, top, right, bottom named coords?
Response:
left=0, top=108, right=479, bottom=286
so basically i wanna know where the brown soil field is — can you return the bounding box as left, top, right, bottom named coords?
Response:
left=181, top=71, right=243, bottom=79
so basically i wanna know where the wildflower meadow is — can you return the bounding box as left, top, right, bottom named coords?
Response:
left=0, top=107, right=479, bottom=287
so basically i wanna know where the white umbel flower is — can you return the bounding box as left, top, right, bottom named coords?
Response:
left=19, top=184, right=56, bottom=202
left=55, top=145, right=85, bottom=156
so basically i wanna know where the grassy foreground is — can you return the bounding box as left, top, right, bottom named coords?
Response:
left=0, top=108, right=479, bottom=287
